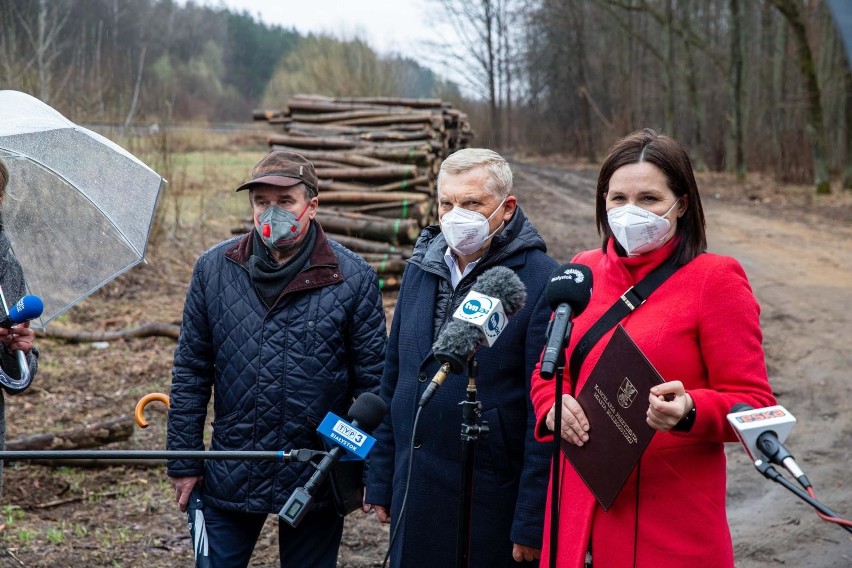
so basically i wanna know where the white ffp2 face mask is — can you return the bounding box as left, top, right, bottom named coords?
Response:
left=607, top=199, right=680, bottom=256
left=440, top=198, right=506, bottom=256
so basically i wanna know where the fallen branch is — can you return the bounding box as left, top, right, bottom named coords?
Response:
left=39, top=323, right=181, bottom=343
left=31, top=490, right=121, bottom=509
left=27, top=459, right=164, bottom=468
left=6, top=415, right=135, bottom=451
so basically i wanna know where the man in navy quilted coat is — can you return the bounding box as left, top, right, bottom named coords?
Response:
left=364, top=148, right=557, bottom=566
left=166, top=150, right=386, bottom=567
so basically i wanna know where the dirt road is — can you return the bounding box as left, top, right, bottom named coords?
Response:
left=511, top=160, right=852, bottom=567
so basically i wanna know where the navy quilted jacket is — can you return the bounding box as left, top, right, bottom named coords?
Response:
left=167, top=223, right=386, bottom=514
left=365, top=207, right=557, bottom=567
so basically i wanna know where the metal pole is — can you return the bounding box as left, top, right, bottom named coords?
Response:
left=0, top=449, right=327, bottom=462
left=456, top=359, right=487, bottom=568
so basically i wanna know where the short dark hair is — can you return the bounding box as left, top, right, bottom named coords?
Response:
left=595, top=128, right=706, bottom=265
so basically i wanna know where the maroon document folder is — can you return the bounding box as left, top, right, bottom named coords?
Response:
left=560, top=325, right=664, bottom=511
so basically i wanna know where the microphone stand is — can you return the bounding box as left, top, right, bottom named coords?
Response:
left=549, top=355, right=567, bottom=568
left=456, top=359, right=488, bottom=568
left=0, top=449, right=327, bottom=462
left=754, top=460, right=852, bottom=534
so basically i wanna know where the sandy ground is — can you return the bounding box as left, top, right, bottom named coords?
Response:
left=0, top=157, right=849, bottom=567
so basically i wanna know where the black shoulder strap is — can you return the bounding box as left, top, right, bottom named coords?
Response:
left=567, top=255, right=682, bottom=385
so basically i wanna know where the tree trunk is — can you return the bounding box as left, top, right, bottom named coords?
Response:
left=730, top=0, right=746, bottom=179
left=770, top=0, right=831, bottom=193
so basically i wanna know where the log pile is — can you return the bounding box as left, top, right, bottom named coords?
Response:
left=249, top=94, right=474, bottom=290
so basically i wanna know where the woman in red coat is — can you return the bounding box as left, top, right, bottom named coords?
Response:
left=530, top=129, right=776, bottom=568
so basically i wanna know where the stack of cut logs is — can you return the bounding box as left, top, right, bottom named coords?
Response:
left=248, top=94, right=473, bottom=290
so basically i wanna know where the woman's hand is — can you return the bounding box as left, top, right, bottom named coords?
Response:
left=647, top=380, right=693, bottom=431
left=0, top=322, right=34, bottom=353
left=546, top=394, right=590, bottom=446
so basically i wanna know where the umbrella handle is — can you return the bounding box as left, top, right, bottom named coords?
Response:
left=0, top=350, right=32, bottom=392
left=134, top=392, right=170, bottom=428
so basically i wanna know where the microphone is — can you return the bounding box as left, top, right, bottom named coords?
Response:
left=727, top=403, right=810, bottom=488
left=539, top=264, right=593, bottom=379
left=0, top=295, right=44, bottom=328
left=419, top=266, right=527, bottom=407
left=279, top=392, right=387, bottom=527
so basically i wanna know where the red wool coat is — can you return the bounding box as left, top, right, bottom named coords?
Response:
left=530, top=239, right=776, bottom=568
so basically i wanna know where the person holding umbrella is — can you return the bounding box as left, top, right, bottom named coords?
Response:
left=166, top=150, right=386, bottom=567
left=0, top=158, right=39, bottom=494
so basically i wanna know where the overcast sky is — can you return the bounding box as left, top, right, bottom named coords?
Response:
left=194, top=0, right=459, bottom=80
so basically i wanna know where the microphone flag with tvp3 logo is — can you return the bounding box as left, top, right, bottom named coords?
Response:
left=452, top=290, right=507, bottom=347
left=316, top=410, right=377, bottom=460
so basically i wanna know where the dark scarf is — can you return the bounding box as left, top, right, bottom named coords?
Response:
left=248, top=221, right=316, bottom=307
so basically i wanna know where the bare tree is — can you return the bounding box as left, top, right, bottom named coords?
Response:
left=431, top=0, right=518, bottom=148
left=729, top=0, right=745, bottom=179
left=768, top=0, right=831, bottom=193
left=14, top=0, right=70, bottom=104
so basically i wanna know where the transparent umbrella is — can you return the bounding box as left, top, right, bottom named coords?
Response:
left=0, top=90, right=164, bottom=329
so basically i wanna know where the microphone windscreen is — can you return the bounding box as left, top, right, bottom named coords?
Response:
left=9, top=295, right=44, bottom=322
left=432, top=319, right=483, bottom=359
left=545, top=264, right=593, bottom=314
left=472, top=266, right=527, bottom=315
left=347, top=392, right=387, bottom=432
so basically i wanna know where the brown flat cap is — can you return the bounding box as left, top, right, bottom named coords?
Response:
left=235, top=150, right=318, bottom=195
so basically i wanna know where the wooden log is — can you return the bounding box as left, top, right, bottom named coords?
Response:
left=335, top=112, right=435, bottom=127
left=356, top=130, right=438, bottom=143
left=371, top=175, right=432, bottom=192
left=253, top=109, right=287, bottom=121
left=318, top=180, right=376, bottom=192
left=343, top=199, right=435, bottom=225
left=326, top=233, right=413, bottom=257
left=291, top=109, right=415, bottom=123
left=286, top=99, right=414, bottom=113
left=358, top=252, right=406, bottom=262
left=267, top=134, right=358, bottom=149
left=332, top=96, right=445, bottom=109
left=39, top=323, right=181, bottom=343
left=6, top=416, right=135, bottom=451
left=316, top=211, right=421, bottom=244
left=294, top=122, right=433, bottom=133
left=265, top=146, right=394, bottom=168
left=369, top=258, right=408, bottom=274
left=358, top=147, right=433, bottom=162
left=314, top=165, right=419, bottom=181
left=317, top=191, right=429, bottom=205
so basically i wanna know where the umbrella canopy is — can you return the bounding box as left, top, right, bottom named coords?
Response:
left=0, top=90, right=164, bottom=328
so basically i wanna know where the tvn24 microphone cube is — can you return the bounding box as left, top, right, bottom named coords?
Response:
left=452, top=290, right=507, bottom=347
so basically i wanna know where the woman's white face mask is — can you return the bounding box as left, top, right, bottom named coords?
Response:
left=441, top=197, right=506, bottom=256
left=607, top=199, right=681, bottom=256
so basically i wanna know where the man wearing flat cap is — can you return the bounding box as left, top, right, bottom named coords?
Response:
left=166, top=150, right=386, bottom=567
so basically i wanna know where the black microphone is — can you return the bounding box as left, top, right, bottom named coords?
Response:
left=539, top=264, right=593, bottom=379
left=279, top=392, right=387, bottom=527
left=0, top=295, right=44, bottom=328
left=419, top=266, right=527, bottom=407
left=727, top=403, right=810, bottom=488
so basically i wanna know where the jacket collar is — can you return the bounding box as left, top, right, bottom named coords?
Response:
left=226, top=221, right=342, bottom=295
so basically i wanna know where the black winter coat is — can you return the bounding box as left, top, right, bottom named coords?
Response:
left=365, top=207, right=557, bottom=567
left=167, top=223, right=386, bottom=513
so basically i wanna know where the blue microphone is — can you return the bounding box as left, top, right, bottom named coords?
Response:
left=0, top=295, right=44, bottom=328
